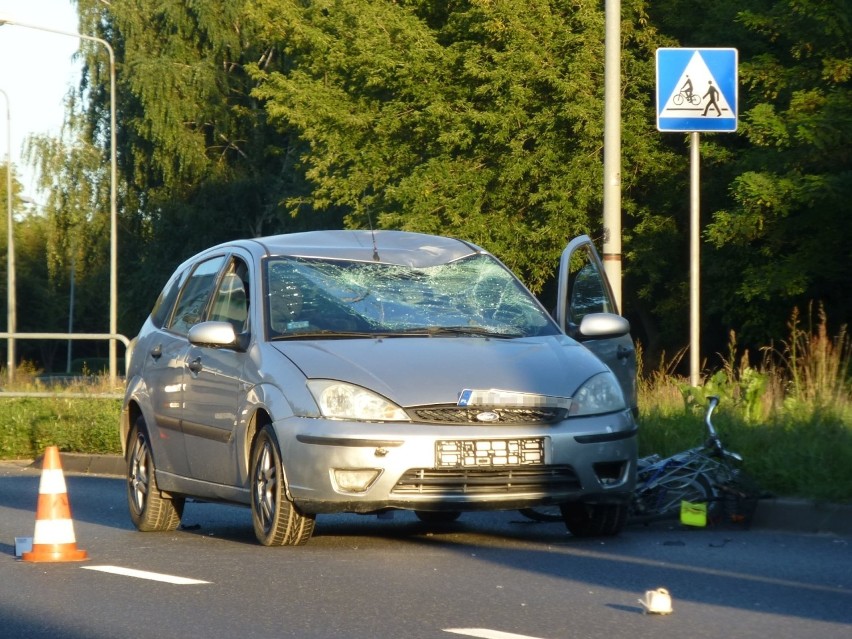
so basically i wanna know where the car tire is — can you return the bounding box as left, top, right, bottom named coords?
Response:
left=560, top=501, right=628, bottom=537
left=250, top=426, right=316, bottom=546
left=414, top=510, right=461, bottom=524
left=127, top=417, right=184, bottom=532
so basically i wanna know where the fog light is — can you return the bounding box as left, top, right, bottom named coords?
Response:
left=594, top=461, right=627, bottom=486
left=333, top=469, right=382, bottom=493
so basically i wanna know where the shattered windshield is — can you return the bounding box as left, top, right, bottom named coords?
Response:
left=264, top=254, right=559, bottom=339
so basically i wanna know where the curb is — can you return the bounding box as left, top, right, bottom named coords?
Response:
left=750, top=497, right=852, bottom=536
left=29, top=454, right=852, bottom=538
left=47, top=452, right=127, bottom=477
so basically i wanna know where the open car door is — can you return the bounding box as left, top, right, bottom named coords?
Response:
left=556, top=236, right=637, bottom=415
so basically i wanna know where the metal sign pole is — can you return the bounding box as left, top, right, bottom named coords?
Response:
left=690, top=132, right=700, bottom=387
left=656, top=48, right=737, bottom=388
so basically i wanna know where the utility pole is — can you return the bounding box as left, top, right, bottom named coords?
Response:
left=603, top=0, right=622, bottom=312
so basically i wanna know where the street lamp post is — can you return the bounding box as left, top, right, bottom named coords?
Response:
left=0, top=88, right=14, bottom=384
left=603, top=0, right=622, bottom=313
left=0, top=14, right=118, bottom=383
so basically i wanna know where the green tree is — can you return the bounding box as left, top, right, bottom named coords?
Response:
left=650, top=0, right=852, bottom=348
left=64, top=0, right=686, bottom=356
left=57, top=0, right=848, bottom=375
left=704, top=0, right=852, bottom=343
left=71, top=0, right=334, bottom=333
left=248, top=0, right=678, bottom=294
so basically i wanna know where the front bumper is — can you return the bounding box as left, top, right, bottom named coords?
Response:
left=276, top=410, right=637, bottom=514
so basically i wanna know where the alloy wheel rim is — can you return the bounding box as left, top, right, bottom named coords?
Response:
left=129, top=435, right=150, bottom=514
left=255, top=439, right=277, bottom=533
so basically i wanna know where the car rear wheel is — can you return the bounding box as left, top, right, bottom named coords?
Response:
left=250, top=426, right=316, bottom=546
left=127, top=417, right=184, bottom=532
left=561, top=502, right=628, bottom=537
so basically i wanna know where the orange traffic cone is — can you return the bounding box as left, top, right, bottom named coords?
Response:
left=22, top=446, right=88, bottom=562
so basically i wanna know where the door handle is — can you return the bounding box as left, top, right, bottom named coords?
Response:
left=150, top=344, right=162, bottom=360
left=188, top=357, right=203, bottom=374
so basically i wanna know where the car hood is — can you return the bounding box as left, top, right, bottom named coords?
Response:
left=270, top=336, right=607, bottom=406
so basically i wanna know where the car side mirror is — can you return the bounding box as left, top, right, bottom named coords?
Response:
left=188, top=321, right=246, bottom=351
left=577, top=313, right=630, bottom=339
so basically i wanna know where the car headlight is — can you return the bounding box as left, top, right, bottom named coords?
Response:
left=307, top=380, right=409, bottom=422
left=570, top=372, right=626, bottom=416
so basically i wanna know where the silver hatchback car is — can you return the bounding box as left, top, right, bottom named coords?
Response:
left=120, top=230, right=637, bottom=545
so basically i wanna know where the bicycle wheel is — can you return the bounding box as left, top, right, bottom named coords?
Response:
left=631, top=468, right=714, bottom=523
left=673, top=93, right=684, bottom=106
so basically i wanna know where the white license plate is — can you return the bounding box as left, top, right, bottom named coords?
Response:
left=436, top=438, right=544, bottom=468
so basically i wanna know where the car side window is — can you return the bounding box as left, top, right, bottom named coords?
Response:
left=567, top=245, right=614, bottom=325
left=208, top=259, right=250, bottom=333
left=150, top=266, right=190, bottom=329
left=168, top=256, right=227, bottom=335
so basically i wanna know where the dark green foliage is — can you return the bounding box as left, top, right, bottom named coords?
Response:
left=705, top=0, right=852, bottom=345
left=248, top=0, right=674, bottom=293
left=9, top=0, right=846, bottom=372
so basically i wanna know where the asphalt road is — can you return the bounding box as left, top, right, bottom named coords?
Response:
left=1, top=460, right=851, bottom=639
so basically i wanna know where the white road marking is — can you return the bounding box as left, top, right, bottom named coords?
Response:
left=83, top=565, right=210, bottom=585
left=444, top=630, right=547, bottom=639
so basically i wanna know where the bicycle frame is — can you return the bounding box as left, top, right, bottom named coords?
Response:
left=519, top=396, right=756, bottom=525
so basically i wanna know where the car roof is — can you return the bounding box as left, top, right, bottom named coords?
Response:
left=246, top=230, right=486, bottom=267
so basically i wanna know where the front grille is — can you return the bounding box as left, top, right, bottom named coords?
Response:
left=392, top=465, right=580, bottom=495
left=409, top=406, right=567, bottom=425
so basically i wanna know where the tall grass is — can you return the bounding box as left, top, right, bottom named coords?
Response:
left=638, top=305, right=852, bottom=502
left=0, top=361, right=122, bottom=459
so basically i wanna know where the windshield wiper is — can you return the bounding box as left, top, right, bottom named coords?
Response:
left=390, top=326, right=523, bottom=338
left=271, top=326, right=524, bottom=340
left=270, top=330, right=378, bottom=340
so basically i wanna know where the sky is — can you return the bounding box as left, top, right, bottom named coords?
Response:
left=0, top=0, right=80, bottom=202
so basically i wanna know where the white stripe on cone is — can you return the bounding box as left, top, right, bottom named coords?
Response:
left=33, top=518, right=78, bottom=545
left=39, top=468, right=68, bottom=495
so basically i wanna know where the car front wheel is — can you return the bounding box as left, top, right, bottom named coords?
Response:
left=250, top=426, right=316, bottom=546
left=127, top=417, right=184, bottom=532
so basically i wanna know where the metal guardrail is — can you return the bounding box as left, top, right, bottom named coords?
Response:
left=0, top=331, right=129, bottom=397
left=0, top=331, right=131, bottom=348
left=0, top=391, right=124, bottom=398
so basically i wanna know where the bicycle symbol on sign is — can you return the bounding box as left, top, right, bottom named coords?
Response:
left=673, top=75, right=701, bottom=106
left=673, top=90, right=701, bottom=106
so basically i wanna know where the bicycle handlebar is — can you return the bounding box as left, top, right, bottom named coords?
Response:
left=703, top=395, right=723, bottom=452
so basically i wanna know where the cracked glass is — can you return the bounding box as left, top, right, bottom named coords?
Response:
left=265, top=255, right=559, bottom=339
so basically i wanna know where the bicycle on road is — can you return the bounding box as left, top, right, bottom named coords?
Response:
left=519, top=396, right=760, bottom=525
